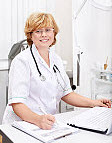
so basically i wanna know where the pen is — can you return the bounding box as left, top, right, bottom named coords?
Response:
left=39, top=107, right=48, bottom=115
left=39, top=107, right=59, bottom=125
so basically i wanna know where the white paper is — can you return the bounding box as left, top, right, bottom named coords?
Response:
left=12, top=120, right=77, bottom=143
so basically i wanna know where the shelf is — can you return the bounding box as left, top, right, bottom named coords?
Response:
left=100, top=70, right=112, bottom=74
left=93, top=68, right=112, bottom=74
left=94, top=78, right=112, bottom=85
left=0, top=59, right=8, bottom=70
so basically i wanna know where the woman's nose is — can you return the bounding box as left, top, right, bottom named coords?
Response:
left=41, top=31, right=47, bottom=36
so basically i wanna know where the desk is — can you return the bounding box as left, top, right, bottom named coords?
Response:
left=0, top=108, right=112, bottom=143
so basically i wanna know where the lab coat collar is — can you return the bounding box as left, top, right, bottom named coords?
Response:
left=31, top=44, right=54, bottom=73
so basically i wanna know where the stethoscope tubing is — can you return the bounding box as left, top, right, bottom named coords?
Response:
left=30, top=45, right=68, bottom=91
left=30, top=46, right=42, bottom=76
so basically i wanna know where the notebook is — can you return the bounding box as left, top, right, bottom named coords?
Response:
left=67, top=107, right=112, bottom=135
left=12, top=120, right=78, bottom=143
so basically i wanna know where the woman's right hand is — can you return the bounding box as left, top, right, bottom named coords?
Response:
left=35, top=114, right=56, bottom=130
left=12, top=103, right=55, bottom=130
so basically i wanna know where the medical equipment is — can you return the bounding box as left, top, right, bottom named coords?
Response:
left=73, top=0, right=112, bottom=93
left=91, top=0, right=112, bottom=11
left=30, top=45, right=68, bottom=92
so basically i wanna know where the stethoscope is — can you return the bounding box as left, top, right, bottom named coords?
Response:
left=30, top=45, right=68, bottom=91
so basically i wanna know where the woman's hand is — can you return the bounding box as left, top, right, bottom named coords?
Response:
left=35, top=114, right=56, bottom=130
left=93, top=98, right=111, bottom=108
left=12, top=103, right=55, bottom=130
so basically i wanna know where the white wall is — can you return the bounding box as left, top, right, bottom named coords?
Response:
left=72, top=0, right=112, bottom=97
left=55, top=0, right=73, bottom=71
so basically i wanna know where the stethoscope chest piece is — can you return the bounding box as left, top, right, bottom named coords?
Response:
left=40, top=75, right=46, bottom=81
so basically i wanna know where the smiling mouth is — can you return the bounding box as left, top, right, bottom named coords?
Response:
left=40, top=39, right=49, bottom=42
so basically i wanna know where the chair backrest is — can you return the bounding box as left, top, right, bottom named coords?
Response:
left=8, top=39, right=28, bottom=70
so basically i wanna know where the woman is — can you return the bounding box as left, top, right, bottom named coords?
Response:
left=2, top=12, right=111, bottom=130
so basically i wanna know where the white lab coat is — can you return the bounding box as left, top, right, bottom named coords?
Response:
left=2, top=44, right=72, bottom=124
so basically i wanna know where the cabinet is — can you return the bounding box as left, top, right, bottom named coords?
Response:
left=0, top=70, right=8, bottom=124
left=59, top=70, right=74, bottom=113
left=91, top=70, right=112, bottom=101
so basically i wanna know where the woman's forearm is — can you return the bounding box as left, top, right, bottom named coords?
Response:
left=12, top=103, right=40, bottom=125
left=12, top=103, right=56, bottom=129
left=62, top=92, right=94, bottom=107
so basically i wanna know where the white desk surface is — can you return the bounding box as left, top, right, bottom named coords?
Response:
left=0, top=108, right=112, bottom=143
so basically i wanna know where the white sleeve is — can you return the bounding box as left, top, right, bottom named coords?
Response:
left=61, top=68, right=73, bottom=96
left=8, top=56, right=30, bottom=105
left=63, top=71, right=73, bottom=96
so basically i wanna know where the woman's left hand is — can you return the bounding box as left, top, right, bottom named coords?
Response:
left=93, top=98, right=111, bottom=108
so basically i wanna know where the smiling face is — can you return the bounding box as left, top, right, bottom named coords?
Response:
left=31, top=27, right=54, bottom=49
left=24, top=13, right=59, bottom=47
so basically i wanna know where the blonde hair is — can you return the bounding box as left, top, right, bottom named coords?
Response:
left=24, top=12, right=59, bottom=46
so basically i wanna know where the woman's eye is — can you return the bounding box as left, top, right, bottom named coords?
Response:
left=36, top=30, right=40, bottom=33
left=46, top=29, right=50, bottom=32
